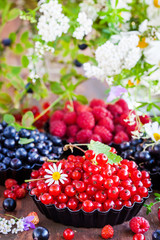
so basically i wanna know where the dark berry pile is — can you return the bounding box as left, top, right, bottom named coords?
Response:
left=29, top=149, right=151, bottom=212
left=115, top=138, right=160, bottom=175
left=0, top=121, right=63, bottom=171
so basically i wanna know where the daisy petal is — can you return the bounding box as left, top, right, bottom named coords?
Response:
left=58, top=163, right=62, bottom=172
left=55, top=180, right=59, bottom=185
left=47, top=180, right=54, bottom=186
left=45, top=178, right=53, bottom=183
left=60, top=179, right=64, bottom=184
left=49, top=164, right=54, bottom=173
left=61, top=174, right=68, bottom=178
left=53, top=163, right=58, bottom=172
left=44, top=174, right=52, bottom=179
left=45, top=169, right=53, bottom=174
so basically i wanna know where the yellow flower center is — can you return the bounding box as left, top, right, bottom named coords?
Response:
left=154, top=0, right=160, bottom=8
left=137, top=37, right=148, bottom=49
left=52, top=172, right=61, bottom=181
left=153, top=133, right=160, bottom=141
left=128, top=80, right=134, bottom=86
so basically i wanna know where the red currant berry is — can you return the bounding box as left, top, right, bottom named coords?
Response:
left=57, top=193, right=68, bottom=203
left=131, top=195, right=142, bottom=203
left=83, top=160, right=92, bottom=172
left=63, top=228, right=74, bottom=240
left=74, top=181, right=86, bottom=192
left=118, top=169, right=129, bottom=180
left=141, top=171, right=150, bottom=179
left=138, top=187, right=148, bottom=198
left=121, top=179, right=132, bottom=188
left=58, top=203, right=67, bottom=209
left=91, top=174, right=104, bottom=188
left=114, top=199, right=123, bottom=210
left=21, top=183, right=28, bottom=190
left=3, top=189, right=12, bottom=198
left=31, top=170, right=39, bottom=179
left=128, top=186, right=137, bottom=196
left=41, top=193, right=53, bottom=205
left=67, top=198, right=78, bottom=210
left=82, top=200, right=94, bottom=212
left=120, top=189, right=131, bottom=201
left=104, top=178, right=114, bottom=189
left=71, top=170, right=81, bottom=180
left=85, top=150, right=95, bottom=160
left=133, top=233, right=145, bottom=240
left=123, top=200, right=132, bottom=207
left=49, top=184, right=61, bottom=197
left=111, top=175, right=120, bottom=186
left=134, top=181, right=143, bottom=188
left=109, top=147, right=117, bottom=153
left=127, top=161, right=138, bottom=170
left=108, top=187, right=119, bottom=200
left=37, top=183, right=48, bottom=194
left=142, top=179, right=151, bottom=188
left=103, top=200, right=115, bottom=211
left=8, top=192, right=16, bottom=200
left=78, top=192, right=88, bottom=202
left=94, top=202, right=103, bottom=211
left=131, top=170, right=142, bottom=182
left=11, top=184, right=20, bottom=193
left=30, top=188, right=39, bottom=197
left=96, top=153, right=108, bottom=166
left=95, top=191, right=107, bottom=203
left=28, top=182, right=36, bottom=190
left=65, top=185, right=76, bottom=197
left=86, top=185, right=98, bottom=196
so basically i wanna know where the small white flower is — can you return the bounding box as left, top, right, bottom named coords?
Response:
left=144, top=122, right=160, bottom=142
left=44, top=163, right=68, bottom=186
left=9, top=219, right=16, bottom=225
left=139, top=19, right=148, bottom=33
left=131, top=130, right=144, bottom=139
left=144, top=40, right=160, bottom=65
left=12, top=228, right=18, bottom=234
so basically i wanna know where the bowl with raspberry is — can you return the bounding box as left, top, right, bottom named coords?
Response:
left=0, top=122, right=64, bottom=185
left=28, top=141, right=152, bottom=228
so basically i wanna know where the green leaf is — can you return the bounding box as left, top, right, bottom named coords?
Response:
left=22, top=111, right=34, bottom=128
left=0, top=93, right=12, bottom=105
left=9, top=32, right=16, bottom=43
left=19, top=138, right=34, bottom=145
left=154, top=193, right=160, bottom=198
left=50, top=82, right=64, bottom=95
left=20, top=31, right=29, bottom=44
left=8, top=8, right=20, bottom=21
left=88, top=140, right=122, bottom=164
left=3, top=114, right=15, bottom=124
left=77, top=54, right=90, bottom=63
left=21, top=55, right=29, bottom=68
left=75, top=95, right=88, bottom=104
left=15, top=43, right=24, bottom=54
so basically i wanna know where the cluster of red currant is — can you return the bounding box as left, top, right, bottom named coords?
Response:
left=4, top=179, right=28, bottom=200
left=29, top=149, right=151, bottom=212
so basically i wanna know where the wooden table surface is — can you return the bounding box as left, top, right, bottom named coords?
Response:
left=0, top=186, right=159, bottom=240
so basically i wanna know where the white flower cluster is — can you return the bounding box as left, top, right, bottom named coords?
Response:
left=84, top=33, right=141, bottom=84
left=73, top=12, right=93, bottom=40
left=37, top=0, right=70, bottom=43
left=0, top=217, right=24, bottom=235
left=35, top=41, right=54, bottom=58
left=80, top=0, right=106, bottom=21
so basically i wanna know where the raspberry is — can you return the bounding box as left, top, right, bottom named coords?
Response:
left=107, top=104, right=123, bottom=117
left=76, top=129, right=92, bottom=143
left=105, top=110, right=113, bottom=119
left=50, top=120, right=67, bottom=138
left=158, top=208, right=160, bottom=222
left=116, top=99, right=129, bottom=113
left=42, top=101, right=50, bottom=110
left=63, top=112, right=77, bottom=125
left=16, top=188, right=27, bottom=199
left=50, top=110, right=64, bottom=121
left=27, top=212, right=39, bottom=225
left=5, top=179, right=17, bottom=189
left=94, top=126, right=113, bottom=144
left=139, top=115, right=150, bottom=124
left=77, top=112, right=95, bottom=129
left=67, top=137, right=76, bottom=143
left=76, top=104, right=91, bottom=113
left=92, top=106, right=107, bottom=121
left=114, top=124, right=125, bottom=133
left=98, top=117, right=114, bottom=132
left=129, top=217, right=150, bottom=234
left=88, top=134, right=102, bottom=142
left=114, top=131, right=129, bottom=144
left=90, top=98, right=106, bottom=108
left=101, top=225, right=114, bottom=239
left=67, top=125, right=79, bottom=137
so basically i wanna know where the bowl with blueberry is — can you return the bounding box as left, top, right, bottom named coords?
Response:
left=0, top=121, right=64, bottom=185
left=112, top=138, right=160, bottom=190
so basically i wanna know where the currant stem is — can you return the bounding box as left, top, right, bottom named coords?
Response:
left=63, top=144, right=86, bottom=153
left=5, top=214, right=19, bottom=220
left=25, top=178, right=46, bottom=183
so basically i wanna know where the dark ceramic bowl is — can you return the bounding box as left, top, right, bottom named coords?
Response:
left=0, top=163, right=42, bottom=185
left=29, top=147, right=152, bottom=228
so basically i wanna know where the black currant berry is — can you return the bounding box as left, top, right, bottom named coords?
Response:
left=32, top=226, right=49, bottom=240
left=3, top=198, right=16, bottom=211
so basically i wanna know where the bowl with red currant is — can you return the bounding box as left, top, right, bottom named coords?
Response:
left=0, top=121, right=64, bottom=185
left=28, top=140, right=152, bottom=228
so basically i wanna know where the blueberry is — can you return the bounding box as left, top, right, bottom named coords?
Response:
left=78, top=43, right=88, bottom=50
left=152, top=229, right=160, bottom=240
left=120, top=141, right=130, bottom=150
left=45, top=140, right=53, bottom=147
left=48, top=135, right=62, bottom=146
left=0, top=134, right=5, bottom=142
left=121, top=149, right=134, bottom=159
left=136, top=144, right=143, bottom=152
left=19, top=129, right=31, bottom=138
left=130, top=138, right=143, bottom=145
left=10, top=158, right=22, bottom=169
left=36, top=142, right=45, bottom=150
left=39, top=149, right=49, bottom=156
left=0, top=123, right=3, bottom=133
left=32, top=134, right=40, bottom=143
left=152, top=144, right=160, bottom=155
left=2, top=121, right=7, bottom=128
left=0, top=153, right=4, bottom=161
left=15, top=148, right=28, bottom=160
left=52, top=146, right=63, bottom=156
left=25, top=82, right=33, bottom=93
left=7, top=151, right=15, bottom=158
left=134, top=151, right=140, bottom=160
left=25, top=142, right=35, bottom=150
left=29, top=148, right=38, bottom=153
left=2, top=148, right=8, bottom=155
left=39, top=133, right=47, bottom=141
left=0, top=162, right=7, bottom=170
left=4, top=139, right=15, bottom=149
left=15, top=134, right=20, bottom=142
left=3, top=198, right=16, bottom=212
left=39, top=156, right=46, bottom=164
left=139, top=151, right=151, bottom=161
left=47, top=153, right=56, bottom=160
left=73, top=59, right=82, bottom=67
left=32, top=226, right=49, bottom=240
left=28, top=152, right=40, bottom=164
left=2, top=38, right=11, bottom=47
left=3, top=126, right=16, bottom=139
left=2, top=157, right=11, bottom=166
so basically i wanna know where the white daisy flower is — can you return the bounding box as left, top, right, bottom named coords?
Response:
left=44, top=163, right=68, bottom=186
left=144, top=122, right=160, bottom=142
left=12, top=228, right=18, bottom=234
